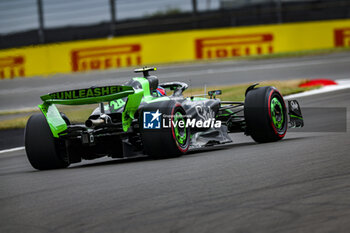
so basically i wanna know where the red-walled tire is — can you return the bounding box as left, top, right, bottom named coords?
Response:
left=140, top=101, right=190, bottom=159
left=244, top=86, right=287, bottom=143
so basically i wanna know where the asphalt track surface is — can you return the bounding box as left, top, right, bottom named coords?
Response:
left=1, top=51, right=350, bottom=111
left=1, top=54, right=350, bottom=233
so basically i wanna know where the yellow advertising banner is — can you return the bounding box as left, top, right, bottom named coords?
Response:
left=0, top=19, right=349, bottom=79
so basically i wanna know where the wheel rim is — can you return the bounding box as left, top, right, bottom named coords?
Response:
left=173, top=112, right=187, bottom=145
left=270, top=97, right=284, bottom=130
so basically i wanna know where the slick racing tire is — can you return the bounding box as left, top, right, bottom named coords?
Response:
left=140, top=101, right=190, bottom=159
left=25, top=113, right=69, bottom=170
left=244, top=86, right=287, bottom=143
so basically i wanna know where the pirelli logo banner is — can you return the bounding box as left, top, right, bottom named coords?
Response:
left=195, top=33, right=273, bottom=59
left=334, top=28, right=350, bottom=47
left=0, top=56, right=25, bottom=79
left=71, top=44, right=142, bottom=72
left=0, top=19, right=349, bottom=79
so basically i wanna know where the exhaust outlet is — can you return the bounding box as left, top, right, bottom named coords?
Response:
left=85, top=118, right=105, bottom=128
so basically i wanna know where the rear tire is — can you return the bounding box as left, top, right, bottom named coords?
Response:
left=25, top=113, right=69, bottom=170
left=244, top=86, right=287, bottom=143
left=140, top=101, right=190, bottom=159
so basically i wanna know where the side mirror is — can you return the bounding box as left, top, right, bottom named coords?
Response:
left=208, top=90, right=222, bottom=99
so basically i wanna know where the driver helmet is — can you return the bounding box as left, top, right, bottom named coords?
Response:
left=156, top=86, right=166, bottom=96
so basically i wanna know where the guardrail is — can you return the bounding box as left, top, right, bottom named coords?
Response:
left=1, top=0, right=349, bottom=49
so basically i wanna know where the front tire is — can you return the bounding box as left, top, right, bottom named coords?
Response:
left=25, top=113, right=69, bottom=170
left=244, top=86, right=287, bottom=143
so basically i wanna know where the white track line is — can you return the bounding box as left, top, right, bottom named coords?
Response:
left=162, top=57, right=350, bottom=80
left=0, top=146, right=25, bottom=154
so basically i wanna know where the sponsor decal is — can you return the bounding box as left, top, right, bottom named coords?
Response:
left=334, top=28, right=350, bottom=47
left=0, top=56, right=25, bottom=79
left=48, top=86, right=130, bottom=100
left=143, top=110, right=162, bottom=129
left=144, top=109, right=222, bottom=129
left=195, top=33, right=274, bottom=59
left=290, top=100, right=299, bottom=111
left=71, top=44, right=142, bottom=72
left=110, top=98, right=126, bottom=110
left=195, top=105, right=216, bottom=121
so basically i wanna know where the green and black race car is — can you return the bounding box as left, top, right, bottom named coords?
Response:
left=25, top=67, right=304, bottom=170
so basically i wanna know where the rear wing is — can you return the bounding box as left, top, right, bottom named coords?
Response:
left=40, top=85, right=134, bottom=105
left=38, top=85, right=143, bottom=137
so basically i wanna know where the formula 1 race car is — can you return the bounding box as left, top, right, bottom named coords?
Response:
left=25, top=67, right=304, bottom=170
